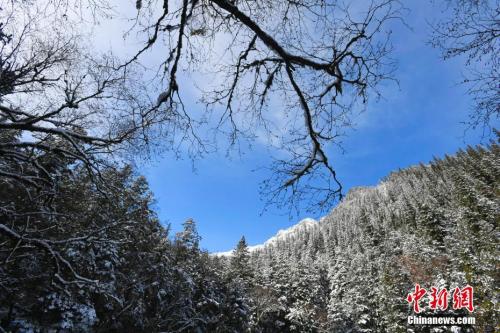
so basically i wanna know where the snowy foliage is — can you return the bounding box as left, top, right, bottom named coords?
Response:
left=1, top=134, right=498, bottom=332
left=219, top=141, right=499, bottom=332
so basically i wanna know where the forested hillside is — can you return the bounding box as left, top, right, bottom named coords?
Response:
left=1, top=127, right=498, bottom=332
left=0, top=131, right=248, bottom=332
left=224, top=142, right=499, bottom=332
left=1, top=133, right=499, bottom=332
left=1, top=0, right=498, bottom=331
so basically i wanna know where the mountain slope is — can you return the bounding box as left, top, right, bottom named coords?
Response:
left=243, top=143, right=499, bottom=332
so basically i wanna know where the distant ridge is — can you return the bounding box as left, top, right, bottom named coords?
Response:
left=213, top=218, right=317, bottom=256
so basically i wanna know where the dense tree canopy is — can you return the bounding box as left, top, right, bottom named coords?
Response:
left=237, top=141, right=498, bottom=332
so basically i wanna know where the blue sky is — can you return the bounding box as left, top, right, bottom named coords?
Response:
left=140, top=0, right=497, bottom=253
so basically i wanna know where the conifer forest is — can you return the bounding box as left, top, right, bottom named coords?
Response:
left=0, top=0, right=498, bottom=332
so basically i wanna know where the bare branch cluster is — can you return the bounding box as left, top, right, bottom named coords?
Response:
left=430, top=0, right=499, bottom=134
left=0, top=1, right=167, bottom=289
left=127, top=0, right=404, bottom=213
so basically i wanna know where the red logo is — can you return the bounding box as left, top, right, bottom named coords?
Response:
left=430, top=287, right=448, bottom=311
left=452, top=286, right=475, bottom=313
left=406, top=284, right=474, bottom=313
